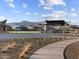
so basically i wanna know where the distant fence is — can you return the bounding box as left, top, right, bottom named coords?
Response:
left=0, top=33, right=78, bottom=40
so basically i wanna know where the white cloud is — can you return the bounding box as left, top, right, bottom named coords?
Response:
left=71, top=8, right=76, bottom=12
left=9, top=3, right=15, bottom=8
left=5, top=0, right=15, bottom=8
left=39, top=0, right=46, bottom=6
left=26, top=12, right=30, bottom=15
left=39, top=0, right=66, bottom=6
left=43, top=6, right=52, bottom=10
left=25, top=12, right=37, bottom=16
left=42, top=10, right=67, bottom=20
left=5, top=0, right=14, bottom=3
left=22, top=3, right=28, bottom=8
left=53, top=10, right=67, bottom=17
left=47, top=0, right=66, bottom=6
left=0, top=16, right=7, bottom=21
left=13, top=10, right=21, bottom=13
left=42, top=10, right=67, bottom=17
left=71, top=12, right=77, bottom=17
left=70, top=8, right=77, bottom=17
left=34, top=12, right=37, bottom=15
left=41, top=14, right=51, bottom=17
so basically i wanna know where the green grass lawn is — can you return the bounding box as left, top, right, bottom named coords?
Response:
left=8, top=31, right=41, bottom=34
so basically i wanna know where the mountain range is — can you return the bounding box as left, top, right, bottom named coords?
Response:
left=7, top=21, right=43, bottom=27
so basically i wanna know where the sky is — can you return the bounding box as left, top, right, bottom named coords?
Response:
left=0, top=0, right=79, bottom=24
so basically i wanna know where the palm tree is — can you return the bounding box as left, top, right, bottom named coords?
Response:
left=0, top=19, right=7, bottom=32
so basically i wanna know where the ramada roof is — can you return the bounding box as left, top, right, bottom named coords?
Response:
left=44, top=20, right=69, bottom=26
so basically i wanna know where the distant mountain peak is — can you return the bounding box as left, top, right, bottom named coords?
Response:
left=7, top=21, right=43, bottom=27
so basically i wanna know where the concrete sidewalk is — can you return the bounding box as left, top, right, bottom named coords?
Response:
left=30, top=38, right=79, bottom=59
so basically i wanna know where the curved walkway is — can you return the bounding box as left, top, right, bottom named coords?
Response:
left=30, top=38, right=79, bottom=59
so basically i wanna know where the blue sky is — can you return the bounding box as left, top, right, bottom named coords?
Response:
left=0, top=0, right=79, bottom=24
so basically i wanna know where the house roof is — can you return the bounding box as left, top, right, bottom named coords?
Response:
left=44, top=20, right=68, bottom=26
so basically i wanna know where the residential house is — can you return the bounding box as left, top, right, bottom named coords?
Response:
left=15, top=25, right=28, bottom=31
left=27, top=24, right=41, bottom=31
